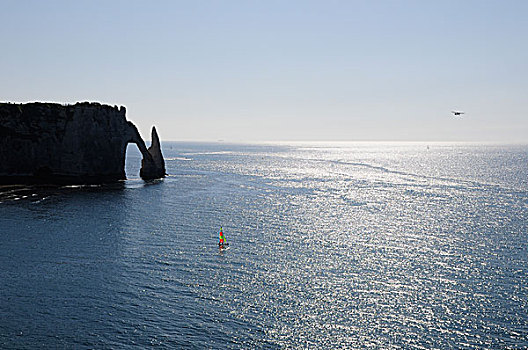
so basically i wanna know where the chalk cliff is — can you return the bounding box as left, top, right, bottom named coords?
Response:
left=0, top=102, right=165, bottom=184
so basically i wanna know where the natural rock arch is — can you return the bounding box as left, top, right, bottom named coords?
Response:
left=0, top=102, right=165, bottom=184
left=124, top=122, right=166, bottom=180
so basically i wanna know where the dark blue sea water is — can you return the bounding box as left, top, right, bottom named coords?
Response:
left=1, top=142, right=527, bottom=349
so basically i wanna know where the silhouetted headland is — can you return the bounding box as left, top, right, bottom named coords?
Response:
left=0, top=102, right=165, bottom=185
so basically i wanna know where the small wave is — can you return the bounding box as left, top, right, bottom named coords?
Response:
left=181, top=151, right=234, bottom=156
left=165, top=157, right=193, bottom=161
left=61, top=184, right=102, bottom=189
left=0, top=185, right=37, bottom=203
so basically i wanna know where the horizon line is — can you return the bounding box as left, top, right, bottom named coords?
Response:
left=152, top=140, right=528, bottom=145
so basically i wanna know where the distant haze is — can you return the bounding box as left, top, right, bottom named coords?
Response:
left=1, top=1, right=527, bottom=142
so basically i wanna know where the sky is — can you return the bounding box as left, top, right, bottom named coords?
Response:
left=1, top=0, right=527, bottom=142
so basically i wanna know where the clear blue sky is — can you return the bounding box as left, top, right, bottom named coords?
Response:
left=1, top=0, right=527, bottom=142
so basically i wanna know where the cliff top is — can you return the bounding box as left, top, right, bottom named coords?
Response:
left=0, top=101, right=126, bottom=113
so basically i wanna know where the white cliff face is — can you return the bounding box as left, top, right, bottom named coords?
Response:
left=0, top=102, right=165, bottom=184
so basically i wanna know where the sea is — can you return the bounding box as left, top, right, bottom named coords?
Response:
left=0, top=142, right=527, bottom=349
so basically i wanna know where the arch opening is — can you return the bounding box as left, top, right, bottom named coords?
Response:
left=124, top=143, right=143, bottom=180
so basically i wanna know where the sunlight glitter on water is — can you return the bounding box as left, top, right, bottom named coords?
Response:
left=1, top=142, right=527, bottom=349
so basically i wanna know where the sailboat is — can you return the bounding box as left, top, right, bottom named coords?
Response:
left=218, top=226, right=229, bottom=249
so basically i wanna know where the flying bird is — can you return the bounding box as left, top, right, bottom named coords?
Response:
left=451, top=110, right=465, bottom=116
